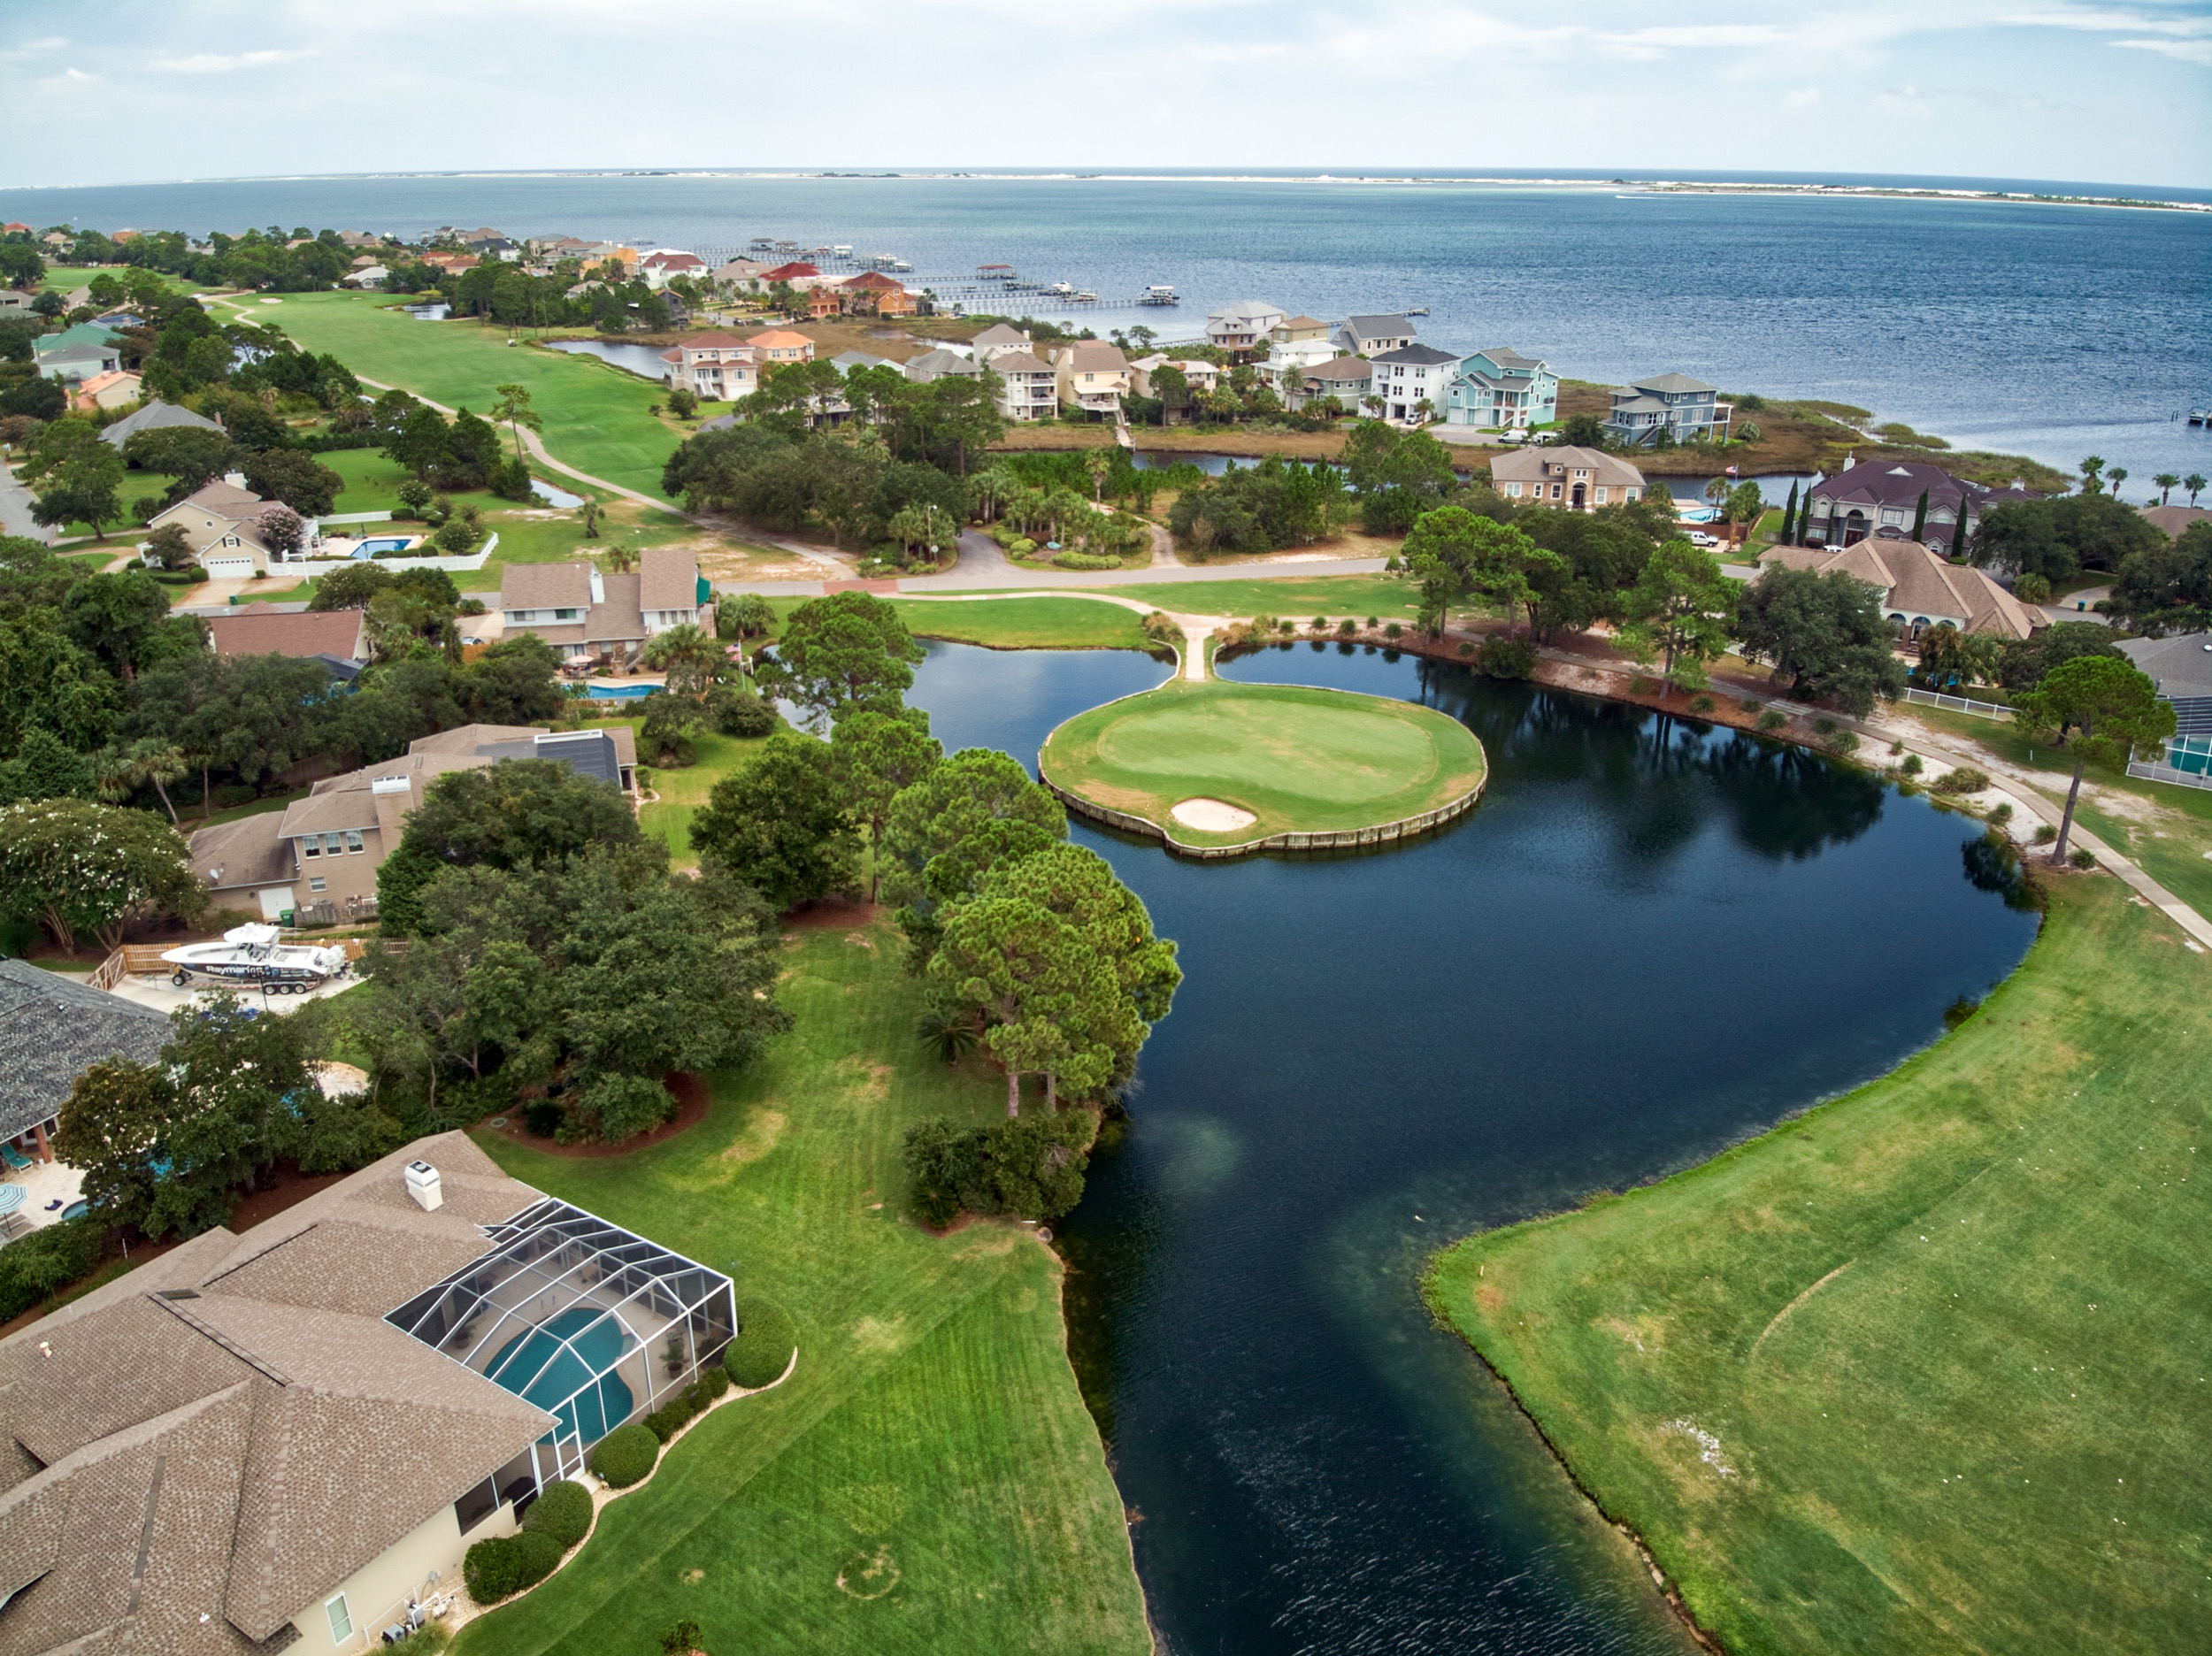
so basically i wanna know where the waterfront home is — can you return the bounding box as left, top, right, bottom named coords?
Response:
left=1603, top=374, right=1732, bottom=447
left=988, top=350, right=1060, bottom=422
left=1444, top=348, right=1558, bottom=435
left=2140, top=502, right=2212, bottom=539
left=1126, top=355, right=1221, bottom=397
left=2116, top=632, right=2212, bottom=783
left=1335, top=315, right=1417, bottom=356
left=0, top=1132, right=733, bottom=1656
left=903, top=347, right=984, bottom=384
left=745, top=327, right=814, bottom=363
left=206, top=604, right=372, bottom=673
left=663, top=331, right=761, bottom=402
left=1298, top=355, right=1373, bottom=411
left=144, top=474, right=299, bottom=580
left=528, top=234, right=601, bottom=262
left=1205, top=302, right=1286, bottom=356
left=711, top=257, right=772, bottom=292
left=1271, top=314, right=1330, bottom=343
left=1759, top=539, right=2039, bottom=641
left=1370, top=344, right=1464, bottom=424
left=0, top=957, right=169, bottom=1172
left=465, top=234, right=521, bottom=261
left=191, top=724, right=641, bottom=922
left=832, top=349, right=902, bottom=374
left=1491, top=447, right=1647, bottom=510
left=757, top=261, right=825, bottom=288
left=1802, top=459, right=2031, bottom=548
left=839, top=271, right=916, bottom=316
left=1053, top=342, right=1133, bottom=416
left=639, top=248, right=708, bottom=288
left=71, top=368, right=142, bottom=411
left=971, top=322, right=1033, bottom=363
left=101, top=398, right=223, bottom=448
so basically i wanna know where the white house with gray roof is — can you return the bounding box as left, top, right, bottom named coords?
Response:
left=1369, top=343, right=1464, bottom=424
left=1334, top=315, right=1417, bottom=356
left=1204, top=302, right=1285, bottom=356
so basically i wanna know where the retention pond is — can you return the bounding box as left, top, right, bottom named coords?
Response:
left=906, top=639, right=2041, bottom=1654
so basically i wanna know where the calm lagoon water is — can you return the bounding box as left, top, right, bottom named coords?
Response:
left=907, top=640, right=2041, bottom=1655
left=545, top=337, right=675, bottom=380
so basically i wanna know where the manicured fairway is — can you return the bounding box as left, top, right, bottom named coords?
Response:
left=1041, top=679, right=1485, bottom=849
left=888, top=596, right=1156, bottom=652
left=1104, top=574, right=1417, bottom=621
left=1427, top=876, right=2212, bottom=1656
left=457, top=916, right=1149, bottom=1656
left=215, top=292, right=683, bottom=501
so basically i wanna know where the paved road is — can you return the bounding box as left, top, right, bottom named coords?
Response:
left=0, top=461, right=57, bottom=545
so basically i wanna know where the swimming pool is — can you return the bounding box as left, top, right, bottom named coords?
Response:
left=584, top=683, right=656, bottom=699
left=484, top=1306, right=636, bottom=1445
left=349, top=537, right=416, bottom=558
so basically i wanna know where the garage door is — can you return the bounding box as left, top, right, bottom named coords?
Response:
left=204, top=556, right=257, bottom=579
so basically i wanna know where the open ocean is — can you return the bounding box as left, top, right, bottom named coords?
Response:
left=4, top=169, right=2209, bottom=482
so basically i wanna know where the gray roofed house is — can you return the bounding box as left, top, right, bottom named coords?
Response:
left=0, top=959, right=170, bottom=1155
left=830, top=349, right=900, bottom=373
left=0, top=1133, right=735, bottom=1654
left=1334, top=314, right=1417, bottom=356
left=100, top=398, right=225, bottom=448
left=1603, top=373, right=1732, bottom=448
left=1368, top=343, right=1465, bottom=424
left=969, top=322, right=1032, bottom=363
left=902, top=347, right=982, bottom=384
left=497, top=562, right=649, bottom=661
left=2116, top=633, right=2212, bottom=784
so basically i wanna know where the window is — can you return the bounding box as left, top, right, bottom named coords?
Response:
left=323, top=832, right=346, bottom=855
left=326, top=1595, right=353, bottom=1644
left=455, top=1474, right=501, bottom=1534
left=309, top=877, right=327, bottom=893
left=301, top=838, right=319, bottom=858
left=344, top=830, right=365, bottom=854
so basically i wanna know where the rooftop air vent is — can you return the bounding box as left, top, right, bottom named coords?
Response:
left=405, top=1160, right=443, bottom=1212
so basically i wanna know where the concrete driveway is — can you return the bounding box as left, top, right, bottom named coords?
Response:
left=0, top=461, right=57, bottom=545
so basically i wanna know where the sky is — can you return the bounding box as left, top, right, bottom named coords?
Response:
left=3, top=0, right=2208, bottom=192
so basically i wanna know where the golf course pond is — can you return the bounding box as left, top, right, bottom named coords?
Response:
left=904, top=637, right=2043, bottom=1656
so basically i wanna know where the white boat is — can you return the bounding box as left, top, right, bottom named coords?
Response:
left=1141, top=285, right=1178, bottom=305
left=161, top=924, right=349, bottom=993
left=1048, top=281, right=1073, bottom=295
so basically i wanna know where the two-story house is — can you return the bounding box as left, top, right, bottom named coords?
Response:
left=1205, top=302, right=1286, bottom=356
left=1489, top=447, right=1647, bottom=511
left=1369, top=344, right=1464, bottom=424
left=1801, top=459, right=2031, bottom=549
left=638, top=248, right=707, bottom=288
left=660, top=332, right=760, bottom=402
left=987, top=351, right=1060, bottom=422
left=497, top=561, right=641, bottom=663
left=902, top=347, right=983, bottom=385
left=1126, top=355, right=1221, bottom=397
left=143, top=474, right=299, bottom=580
left=1271, top=314, right=1331, bottom=344
left=839, top=271, right=917, bottom=316
left=1603, top=373, right=1732, bottom=447
left=970, top=323, right=1034, bottom=364
left=639, top=544, right=712, bottom=635
left=1297, top=356, right=1373, bottom=411
left=1444, top=347, right=1559, bottom=435
left=745, top=327, right=814, bottom=364
left=1334, top=314, right=1417, bottom=356
left=1758, top=539, right=2039, bottom=643
left=1053, top=342, right=1132, bottom=416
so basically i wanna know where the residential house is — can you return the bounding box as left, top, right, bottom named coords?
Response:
left=661, top=332, right=760, bottom=402
left=144, top=475, right=299, bottom=580
left=205, top=604, right=372, bottom=675
left=1758, top=539, right=2040, bottom=642
left=711, top=257, right=772, bottom=292
left=831, top=349, right=901, bottom=375
left=191, top=723, right=641, bottom=921
left=32, top=322, right=123, bottom=385
left=903, top=347, right=983, bottom=385
left=1443, top=347, right=1558, bottom=435
left=970, top=322, right=1033, bottom=364
left=988, top=351, right=1060, bottom=422
left=1052, top=342, right=1132, bottom=416
left=1801, top=459, right=2032, bottom=549
left=528, top=234, right=602, bottom=262
left=2140, top=502, right=2212, bottom=539
left=419, top=251, right=480, bottom=276
left=637, top=545, right=712, bottom=635
left=803, top=287, right=841, bottom=321
left=1603, top=373, right=1732, bottom=448
left=1369, top=343, right=1464, bottom=423
left=757, top=261, right=825, bottom=288
left=1125, top=355, right=1220, bottom=397
left=465, top=235, right=521, bottom=261
left=100, top=397, right=223, bottom=448
left=639, top=249, right=708, bottom=288
left=1335, top=314, right=1417, bottom=356
left=839, top=271, right=916, bottom=316
left=1271, top=314, right=1331, bottom=344
left=336, top=230, right=388, bottom=250
left=1205, top=301, right=1285, bottom=356
left=0, top=292, right=30, bottom=317
left=0, top=1132, right=733, bottom=1656
left=745, top=328, right=814, bottom=364
left=0, top=957, right=169, bottom=1171
left=2115, top=632, right=2212, bottom=783
left=344, top=264, right=390, bottom=289
left=71, top=368, right=142, bottom=411
left=1298, top=355, right=1372, bottom=411
left=497, top=561, right=649, bottom=663
left=1490, top=447, right=1647, bottom=511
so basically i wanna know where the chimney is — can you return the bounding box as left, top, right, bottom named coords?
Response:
left=404, top=1160, right=443, bottom=1212
left=588, top=565, right=605, bottom=604
left=223, top=470, right=249, bottom=490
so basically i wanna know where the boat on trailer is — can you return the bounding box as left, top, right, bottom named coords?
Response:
left=162, top=924, right=349, bottom=993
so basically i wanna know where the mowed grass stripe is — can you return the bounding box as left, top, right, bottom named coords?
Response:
left=1426, top=877, right=2212, bottom=1656
left=457, top=917, right=1148, bottom=1656
left=1042, top=680, right=1484, bottom=847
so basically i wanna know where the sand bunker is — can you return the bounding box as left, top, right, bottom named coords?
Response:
left=1171, top=797, right=1258, bottom=832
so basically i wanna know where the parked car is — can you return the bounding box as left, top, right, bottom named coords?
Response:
left=1686, top=530, right=1721, bottom=548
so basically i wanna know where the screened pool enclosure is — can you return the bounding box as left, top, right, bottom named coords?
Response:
left=387, top=1199, right=736, bottom=1485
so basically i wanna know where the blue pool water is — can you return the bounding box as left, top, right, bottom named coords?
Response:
left=349, top=536, right=415, bottom=558
left=584, top=683, right=656, bottom=700
left=485, top=1307, right=635, bottom=1445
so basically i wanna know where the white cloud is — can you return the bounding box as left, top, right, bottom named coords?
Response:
left=2112, top=34, right=2212, bottom=59
left=0, top=34, right=66, bottom=60
left=148, top=47, right=318, bottom=73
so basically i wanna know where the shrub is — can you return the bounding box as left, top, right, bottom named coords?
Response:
left=2032, top=823, right=2059, bottom=845
left=510, top=1527, right=564, bottom=1590
left=434, top=518, right=480, bottom=554
left=643, top=1403, right=689, bottom=1445
left=1473, top=637, right=1536, bottom=679
left=464, top=1536, right=522, bottom=1604
left=1687, top=694, right=1717, bottom=714
left=521, top=1479, right=592, bottom=1548
left=724, top=1299, right=797, bottom=1389
left=1384, top=622, right=1403, bottom=640
left=0, top=1215, right=108, bottom=1322
left=1931, top=765, right=1991, bottom=794
left=660, top=1621, right=704, bottom=1656
left=1899, top=753, right=1924, bottom=775
left=1755, top=709, right=1788, bottom=732
left=2069, top=847, right=2097, bottom=869
left=1365, top=615, right=1380, bottom=628
left=1051, top=550, right=1119, bottom=571
left=458, top=597, right=487, bottom=617
left=1828, top=730, right=1860, bottom=755
left=1336, top=618, right=1357, bottom=637
left=522, top=1100, right=565, bottom=1138
left=588, top=1422, right=659, bottom=1488
left=705, top=686, right=777, bottom=738
left=1987, top=801, right=2015, bottom=826
left=1456, top=641, right=1476, bottom=658
left=1813, top=716, right=1839, bottom=735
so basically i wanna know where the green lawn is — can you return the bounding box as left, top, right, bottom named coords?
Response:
left=214, top=292, right=683, bottom=501
left=1041, top=678, right=1485, bottom=848
left=889, top=596, right=1157, bottom=652
left=1427, top=876, right=2212, bottom=1655
left=627, top=719, right=780, bottom=869
left=1099, top=574, right=1418, bottom=621
left=455, top=916, right=1149, bottom=1656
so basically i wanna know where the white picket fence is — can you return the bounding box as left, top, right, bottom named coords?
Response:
left=1903, top=687, right=2015, bottom=722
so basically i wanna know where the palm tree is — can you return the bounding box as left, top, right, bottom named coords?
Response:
left=2107, top=466, right=2128, bottom=502
left=1413, top=396, right=1435, bottom=426
left=1084, top=448, right=1112, bottom=502
left=2078, top=455, right=2105, bottom=494
left=640, top=623, right=726, bottom=697
left=2187, top=473, right=2207, bottom=508
left=2154, top=472, right=2181, bottom=504
left=95, top=739, right=188, bottom=826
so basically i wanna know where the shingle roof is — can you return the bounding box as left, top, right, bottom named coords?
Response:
left=585, top=571, right=645, bottom=644
left=1632, top=372, right=1718, bottom=395
left=500, top=561, right=594, bottom=610
left=188, top=811, right=296, bottom=894
left=903, top=348, right=980, bottom=380
left=2139, top=503, right=2211, bottom=540
left=100, top=400, right=225, bottom=448
left=970, top=323, right=1029, bottom=349
left=638, top=547, right=700, bottom=615
left=1758, top=540, right=2039, bottom=640
left=2116, top=632, right=2212, bottom=700
left=0, top=1134, right=553, bottom=1652
left=1305, top=356, right=1373, bottom=384
left=1472, top=346, right=1543, bottom=371
left=1372, top=343, right=1462, bottom=367
left=1340, top=314, right=1411, bottom=337
left=1808, top=459, right=2030, bottom=517
left=0, top=960, right=172, bottom=1139
left=1488, top=445, right=1647, bottom=490
left=206, top=609, right=368, bottom=663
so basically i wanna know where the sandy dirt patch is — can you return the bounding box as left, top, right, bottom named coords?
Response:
left=1171, top=797, right=1258, bottom=832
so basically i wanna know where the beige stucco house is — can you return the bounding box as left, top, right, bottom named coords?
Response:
left=1052, top=342, right=1131, bottom=416
left=1758, top=538, right=2041, bottom=641
left=143, top=475, right=298, bottom=580
left=1489, top=447, right=1647, bottom=510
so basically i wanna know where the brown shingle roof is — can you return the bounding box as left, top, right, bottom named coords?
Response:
left=585, top=571, right=645, bottom=644
left=638, top=547, right=700, bottom=616
left=188, top=811, right=296, bottom=893
left=206, top=609, right=368, bottom=663
left=1758, top=539, right=2040, bottom=640
left=499, top=562, right=594, bottom=611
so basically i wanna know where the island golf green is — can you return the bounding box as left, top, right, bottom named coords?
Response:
left=1040, top=678, right=1486, bottom=855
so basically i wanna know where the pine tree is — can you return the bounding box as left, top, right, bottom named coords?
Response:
left=1911, top=488, right=1929, bottom=542
left=1779, top=479, right=1799, bottom=543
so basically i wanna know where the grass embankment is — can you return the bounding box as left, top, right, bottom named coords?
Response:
left=889, top=595, right=1155, bottom=652
left=1428, top=877, right=2211, bottom=1655
left=1041, top=678, right=1485, bottom=849
left=456, top=916, right=1148, bottom=1656
left=217, top=291, right=684, bottom=500
left=1105, top=573, right=1418, bottom=620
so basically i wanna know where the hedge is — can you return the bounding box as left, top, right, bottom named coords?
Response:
left=0, top=1216, right=107, bottom=1322
left=641, top=1368, right=731, bottom=1444
left=463, top=1527, right=564, bottom=1603
left=520, top=1478, right=592, bottom=1548
left=724, top=1299, right=796, bottom=1389
left=588, top=1422, right=658, bottom=1489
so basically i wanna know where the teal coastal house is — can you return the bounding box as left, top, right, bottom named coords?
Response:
left=1444, top=347, right=1558, bottom=435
